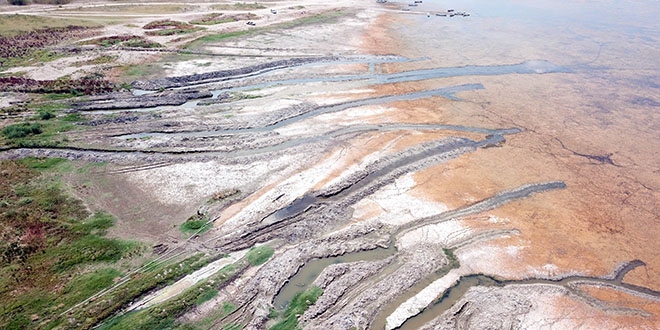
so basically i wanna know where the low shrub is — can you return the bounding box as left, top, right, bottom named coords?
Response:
left=2, top=122, right=42, bottom=139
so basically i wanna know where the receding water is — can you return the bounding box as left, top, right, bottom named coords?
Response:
left=273, top=242, right=397, bottom=310
left=397, top=260, right=658, bottom=330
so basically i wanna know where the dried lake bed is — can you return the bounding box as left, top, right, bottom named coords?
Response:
left=0, top=0, right=659, bottom=329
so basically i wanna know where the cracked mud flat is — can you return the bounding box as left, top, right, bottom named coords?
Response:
left=1, top=0, right=659, bottom=329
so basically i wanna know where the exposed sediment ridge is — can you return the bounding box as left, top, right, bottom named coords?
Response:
left=70, top=90, right=212, bottom=111
left=396, top=181, right=567, bottom=236
left=131, top=56, right=341, bottom=90
left=132, top=58, right=567, bottom=92
left=209, top=137, right=481, bottom=251
left=0, top=122, right=510, bottom=163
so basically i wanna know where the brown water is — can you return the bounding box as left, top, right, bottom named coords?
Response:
left=396, top=261, right=657, bottom=330
left=273, top=242, right=397, bottom=310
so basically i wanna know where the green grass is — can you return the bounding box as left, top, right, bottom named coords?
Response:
left=211, top=2, right=266, bottom=11
left=52, top=232, right=137, bottom=272
left=17, top=157, right=67, bottom=170
left=1, top=119, right=73, bottom=147
left=58, top=268, right=122, bottom=306
left=180, top=218, right=212, bottom=235
left=120, top=64, right=163, bottom=81
left=190, top=13, right=258, bottom=25
left=42, top=91, right=84, bottom=100
left=143, top=20, right=203, bottom=36
left=232, top=92, right=262, bottom=100
left=191, top=17, right=236, bottom=25
left=434, top=248, right=460, bottom=278
left=74, top=55, right=118, bottom=66
left=100, top=258, right=243, bottom=330
left=66, top=253, right=212, bottom=329
left=1, top=122, right=42, bottom=139
left=246, top=245, right=274, bottom=266
left=0, top=15, right=97, bottom=37
left=34, top=102, right=67, bottom=121
left=221, top=301, right=236, bottom=314
left=186, top=30, right=252, bottom=48
left=443, top=248, right=460, bottom=269
left=123, top=38, right=163, bottom=48
left=71, top=4, right=192, bottom=15
left=1, top=49, right=67, bottom=69
left=270, top=286, right=323, bottom=330
left=185, top=10, right=349, bottom=49
left=76, top=161, right=108, bottom=174
left=0, top=101, right=84, bottom=148
left=196, top=289, right=219, bottom=306
left=276, top=10, right=347, bottom=29
left=0, top=160, right=143, bottom=329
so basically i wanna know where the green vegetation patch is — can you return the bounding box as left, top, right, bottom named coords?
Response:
left=1, top=122, right=42, bottom=139
left=84, top=35, right=163, bottom=49
left=120, top=63, right=164, bottom=81
left=58, top=268, right=122, bottom=307
left=143, top=20, right=203, bottom=36
left=100, top=257, right=243, bottom=330
left=190, top=13, right=234, bottom=25
left=224, top=324, right=244, bottom=330
left=190, top=13, right=258, bottom=25
left=196, top=288, right=219, bottom=306
left=17, top=157, right=67, bottom=170
left=246, top=245, right=274, bottom=266
left=65, top=253, right=212, bottom=329
left=0, top=15, right=96, bottom=37
left=0, top=76, right=116, bottom=95
left=0, top=25, right=97, bottom=69
left=70, top=4, right=193, bottom=15
left=0, top=160, right=141, bottom=329
left=270, top=286, right=323, bottom=330
left=74, top=55, right=118, bottom=66
left=0, top=101, right=86, bottom=148
left=180, top=217, right=212, bottom=235
left=211, top=2, right=266, bottom=10
left=187, top=30, right=252, bottom=48
left=185, top=9, right=349, bottom=49
left=434, top=248, right=461, bottom=278
left=277, top=9, right=348, bottom=29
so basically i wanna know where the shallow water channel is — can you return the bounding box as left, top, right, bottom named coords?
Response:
left=395, top=260, right=657, bottom=330
left=273, top=242, right=397, bottom=310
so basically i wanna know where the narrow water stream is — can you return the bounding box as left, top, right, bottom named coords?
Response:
left=396, top=260, right=658, bottom=330
left=273, top=242, right=397, bottom=310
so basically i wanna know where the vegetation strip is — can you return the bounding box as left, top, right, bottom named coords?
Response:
left=0, top=159, right=140, bottom=329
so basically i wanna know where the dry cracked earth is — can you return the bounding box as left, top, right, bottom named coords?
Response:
left=1, top=0, right=659, bottom=329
